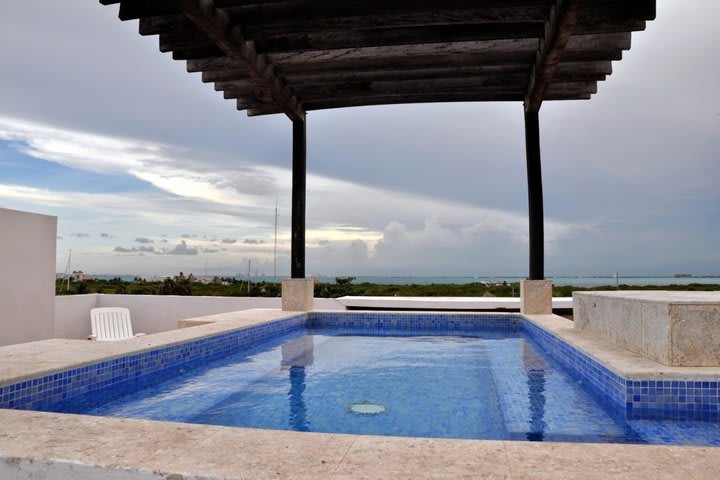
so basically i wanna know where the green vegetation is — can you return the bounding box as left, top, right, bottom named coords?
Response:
left=56, top=276, right=720, bottom=298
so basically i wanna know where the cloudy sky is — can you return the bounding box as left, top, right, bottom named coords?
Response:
left=0, top=1, right=718, bottom=278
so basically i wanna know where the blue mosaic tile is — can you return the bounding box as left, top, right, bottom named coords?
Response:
left=0, top=313, right=305, bottom=411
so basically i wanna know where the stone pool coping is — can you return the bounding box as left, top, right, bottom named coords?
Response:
left=3, top=309, right=719, bottom=387
left=1, top=309, right=719, bottom=478
left=0, top=308, right=294, bottom=385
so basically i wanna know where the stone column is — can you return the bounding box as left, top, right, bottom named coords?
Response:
left=520, top=279, right=552, bottom=315
left=282, top=278, right=314, bottom=311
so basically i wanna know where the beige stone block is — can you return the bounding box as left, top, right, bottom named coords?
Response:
left=520, top=280, right=552, bottom=314
left=671, top=304, right=720, bottom=366
left=640, top=301, right=672, bottom=365
left=282, top=278, right=314, bottom=311
left=574, top=291, right=720, bottom=366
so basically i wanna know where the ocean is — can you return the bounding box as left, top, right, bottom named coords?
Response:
left=87, top=274, right=720, bottom=287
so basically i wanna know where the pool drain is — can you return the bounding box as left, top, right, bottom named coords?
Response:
left=348, top=401, right=387, bottom=415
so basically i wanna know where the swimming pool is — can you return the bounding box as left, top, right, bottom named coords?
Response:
left=2, top=313, right=718, bottom=445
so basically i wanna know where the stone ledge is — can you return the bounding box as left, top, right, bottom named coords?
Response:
left=574, top=291, right=720, bottom=366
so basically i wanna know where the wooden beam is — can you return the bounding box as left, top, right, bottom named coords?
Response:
left=223, top=0, right=546, bottom=20
left=545, top=81, right=597, bottom=95
left=248, top=93, right=526, bottom=115
left=172, top=46, right=224, bottom=60
left=283, top=65, right=530, bottom=86
left=186, top=56, right=237, bottom=72
left=525, top=0, right=579, bottom=112
left=202, top=68, right=251, bottom=83
left=268, top=38, right=538, bottom=65
left=139, top=15, right=189, bottom=36
left=239, top=5, right=550, bottom=39
left=177, top=0, right=304, bottom=122
left=293, top=75, right=528, bottom=94
left=566, top=32, right=631, bottom=51
left=556, top=60, right=612, bottom=76
left=255, top=23, right=544, bottom=54
left=214, top=79, right=258, bottom=91
left=118, top=0, right=179, bottom=21
left=275, top=51, right=536, bottom=74
left=578, top=0, right=656, bottom=23
left=159, top=29, right=215, bottom=52
left=575, top=19, right=646, bottom=35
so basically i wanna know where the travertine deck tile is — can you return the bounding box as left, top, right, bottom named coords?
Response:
left=503, top=441, right=712, bottom=479
left=331, top=435, right=510, bottom=479
left=1, top=411, right=718, bottom=479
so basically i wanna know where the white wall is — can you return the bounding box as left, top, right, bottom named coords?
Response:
left=54, top=294, right=99, bottom=339
left=54, top=295, right=344, bottom=339
left=0, top=208, right=57, bottom=346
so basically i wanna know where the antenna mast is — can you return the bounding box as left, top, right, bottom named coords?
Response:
left=273, top=194, right=278, bottom=281
left=60, top=249, right=72, bottom=293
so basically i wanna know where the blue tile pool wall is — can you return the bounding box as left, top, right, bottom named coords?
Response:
left=625, top=380, right=719, bottom=421
left=307, top=312, right=523, bottom=334
left=522, top=319, right=626, bottom=408
left=0, top=313, right=306, bottom=411
left=521, top=318, right=719, bottom=421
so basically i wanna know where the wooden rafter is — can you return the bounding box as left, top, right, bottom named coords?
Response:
left=525, top=0, right=579, bottom=112
left=177, top=0, right=304, bottom=122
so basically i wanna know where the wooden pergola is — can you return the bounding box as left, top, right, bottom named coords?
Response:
left=99, top=0, right=656, bottom=281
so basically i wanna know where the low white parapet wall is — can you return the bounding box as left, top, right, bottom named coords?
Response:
left=54, top=294, right=343, bottom=340
left=337, top=296, right=573, bottom=311
left=574, top=291, right=720, bottom=367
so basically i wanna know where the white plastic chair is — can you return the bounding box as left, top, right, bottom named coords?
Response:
left=89, top=307, right=145, bottom=341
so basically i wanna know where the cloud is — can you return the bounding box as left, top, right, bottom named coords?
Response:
left=203, top=248, right=219, bottom=253
left=243, top=239, right=266, bottom=244
left=70, top=232, right=90, bottom=238
left=221, top=238, right=237, bottom=244
left=0, top=114, right=287, bottom=208
left=135, top=237, right=153, bottom=244
left=100, top=233, right=112, bottom=238
left=304, top=217, right=552, bottom=276
left=167, top=240, right=198, bottom=256
left=114, top=245, right=156, bottom=254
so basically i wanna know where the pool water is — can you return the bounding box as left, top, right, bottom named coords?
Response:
left=54, top=326, right=719, bottom=445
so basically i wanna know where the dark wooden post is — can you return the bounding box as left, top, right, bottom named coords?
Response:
left=524, top=110, right=544, bottom=280
left=291, top=117, right=306, bottom=279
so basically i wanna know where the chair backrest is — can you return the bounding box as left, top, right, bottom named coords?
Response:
left=90, top=307, right=134, bottom=341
